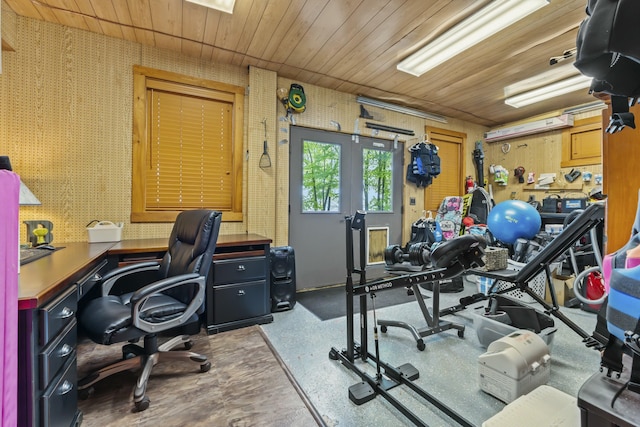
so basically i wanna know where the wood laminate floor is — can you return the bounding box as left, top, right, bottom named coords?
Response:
left=77, top=325, right=321, bottom=427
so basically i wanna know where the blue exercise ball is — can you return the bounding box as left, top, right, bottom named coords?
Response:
left=487, top=200, right=541, bottom=244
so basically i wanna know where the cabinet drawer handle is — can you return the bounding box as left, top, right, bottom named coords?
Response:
left=236, top=265, right=246, bottom=271
left=57, top=380, right=73, bottom=396
left=58, top=307, right=74, bottom=319
left=58, top=344, right=73, bottom=358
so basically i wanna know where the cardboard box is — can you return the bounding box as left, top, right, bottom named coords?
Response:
left=545, top=273, right=575, bottom=306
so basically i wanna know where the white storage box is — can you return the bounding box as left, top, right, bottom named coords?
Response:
left=86, top=221, right=123, bottom=243
left=482, top=385, right=579, bottom=427
left=478, top=330, right=551, bottom=404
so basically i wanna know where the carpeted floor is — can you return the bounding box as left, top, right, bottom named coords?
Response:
left=297, top=284, right=429, bottom=321
left=77, top=326, right=323, bottom=427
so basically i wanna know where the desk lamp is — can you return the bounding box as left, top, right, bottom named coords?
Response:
left=0, top=156, right=44, bottom=249
left=0, top=156, right=41, bottom=205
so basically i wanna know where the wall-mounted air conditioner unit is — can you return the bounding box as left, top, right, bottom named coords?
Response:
left=484, top=114, right=574, bottom=143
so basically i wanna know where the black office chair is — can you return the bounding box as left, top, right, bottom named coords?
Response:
left=78, top=210, right=222, bottom=411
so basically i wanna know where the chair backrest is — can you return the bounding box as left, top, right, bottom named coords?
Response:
left=159, top=210, right=222, bottom=306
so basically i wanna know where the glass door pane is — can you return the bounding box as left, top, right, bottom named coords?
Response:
left=302, top=140, right=341, bottom=212
left=363, top=147, right=393, bottom=213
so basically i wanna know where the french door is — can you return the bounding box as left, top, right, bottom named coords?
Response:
left=289, top=126, right=404, bottom=290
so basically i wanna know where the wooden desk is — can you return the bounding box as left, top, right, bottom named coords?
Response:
left=18, top=242, right=113, bottom=310
left=18, top=242, right=113, bottom=427
left=108, top=234, right=275, bottom=334
left=18, top=234, right=273, bottom=426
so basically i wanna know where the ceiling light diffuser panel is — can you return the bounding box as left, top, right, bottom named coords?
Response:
left=397, top=0, right=549, bottom=77
left=504, top=74, right=593, bottom=108
left=185, top=0, right=235, bottom=14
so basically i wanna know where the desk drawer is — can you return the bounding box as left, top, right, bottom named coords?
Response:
left=39, top=286, right=77, bottom=347
left=39, top=320, right=76, bottom=389
left=40, top=357, right=77, bottom=427
left=213, top=256, right=266, bottom=285
left=76, top=259, right=108, bottom=299
left=211, top=280, right=269, bottom=324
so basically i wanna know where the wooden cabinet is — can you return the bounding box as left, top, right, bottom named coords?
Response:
left=602, top=102, right=640, bottom=253
left=561, top=115, right=602, bottom=168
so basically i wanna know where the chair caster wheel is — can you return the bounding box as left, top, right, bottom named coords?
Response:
left=135, top=396, right=150, bottom=412
left=329, top=348, right=338, bottom=360
left=78, top=387, right=94, bottom=400
left=184, top=340, right=193, bottom=350
left=417, top=340, right=426, bottom=351
left=380, top=325, right=387, bottom=333
left=200, top=361, right=211, bottom=372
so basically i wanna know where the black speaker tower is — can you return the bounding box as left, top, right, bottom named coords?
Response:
left=270, top=246, right=296, bottom=312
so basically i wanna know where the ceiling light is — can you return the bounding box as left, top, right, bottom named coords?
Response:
left=504, top=74, right=592, bottom=108
left=185, top=0, right=235, bottom=14
left=356, top=96, right=447, bottom=123
left=562, top=101, right=607, bottom=115
left=503, top=63, right=578, bottom=97
left=397, top=0, right=548, bottom=77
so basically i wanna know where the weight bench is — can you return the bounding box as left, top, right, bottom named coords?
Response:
left=471, top=203, right=605, bottom=345
left=377, top=236, right=480, bottom=351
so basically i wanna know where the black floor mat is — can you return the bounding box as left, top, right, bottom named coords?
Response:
left=296, top=285, right=427, bottom=321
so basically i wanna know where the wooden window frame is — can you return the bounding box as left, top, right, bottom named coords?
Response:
left=131, top=65, right=244, bottom=223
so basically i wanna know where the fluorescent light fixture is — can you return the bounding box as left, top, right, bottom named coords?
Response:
left=563, top=101, right=607, bottom=115
left=356, top=96, right=448, bottom=123
left=504, top=74, right=592, bottom=108
left=185, top=0, right=235, bottom=14
left=397, top=0, right=548, bottom=77
left=503, top=63, right=579, bottom=97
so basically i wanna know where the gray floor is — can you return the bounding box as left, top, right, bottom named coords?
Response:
left=261, top=281, right=602, bottom=427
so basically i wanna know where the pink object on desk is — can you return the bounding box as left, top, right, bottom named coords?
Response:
left=0, top=170, right=19, bottom=426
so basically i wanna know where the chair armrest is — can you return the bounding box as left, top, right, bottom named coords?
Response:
left=130, top=273, right=205, bottom=334
left=100, top=261, right=161, bottom=296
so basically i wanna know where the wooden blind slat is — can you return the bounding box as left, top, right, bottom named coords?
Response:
left=144, top=87, right=233, bottom=210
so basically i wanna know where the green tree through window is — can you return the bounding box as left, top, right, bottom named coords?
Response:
left=302, top=140, right=341, bottom=212
left=363, top=148, right=392, bottom=212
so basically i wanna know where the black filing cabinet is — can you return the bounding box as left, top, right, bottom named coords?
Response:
left=206, top=237, right=273, bottom=334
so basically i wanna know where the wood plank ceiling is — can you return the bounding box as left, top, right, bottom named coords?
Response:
left=4, top=0, right=596, bottom=127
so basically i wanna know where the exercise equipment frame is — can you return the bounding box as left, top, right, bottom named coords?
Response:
left=329, top=211, right=484, bottom=427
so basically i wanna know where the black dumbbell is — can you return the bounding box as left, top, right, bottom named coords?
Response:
left=408, top=242, right=431, bottom=266
left=384, top=243, right=431, bottom=266
left=384, top=244, right=404, bottom=266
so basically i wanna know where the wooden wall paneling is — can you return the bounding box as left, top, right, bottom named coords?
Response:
left=247, top=66, right=277, bottom=240
left=483, top=111, right=603, bottom=205
left=1, top=13, right=489, bottom=245
left=602, top=103, right=640, bottom=253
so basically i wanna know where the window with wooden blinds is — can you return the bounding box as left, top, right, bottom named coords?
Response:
left=132, top=66, right=244, bottom=222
